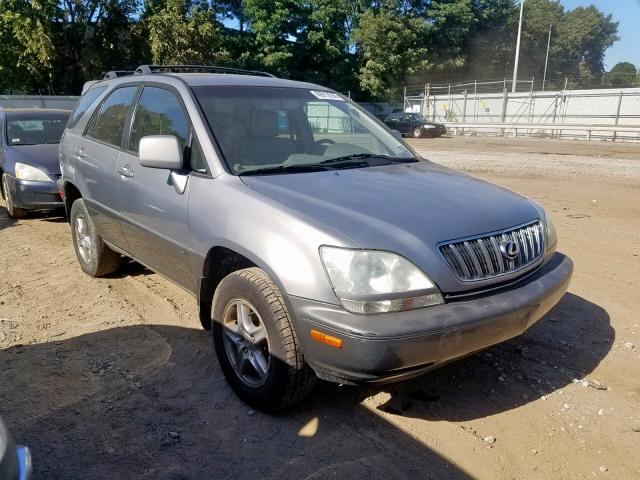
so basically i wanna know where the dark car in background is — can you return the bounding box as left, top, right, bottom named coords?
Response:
left=0, top=416, right=31, bottom=480
left=0, top=109, right=70, bottom=218
left=384, top=112, right=446, bottom=138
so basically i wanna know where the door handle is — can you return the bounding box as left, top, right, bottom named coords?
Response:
left=75, top=149, right=86, bottom=160
left=116, top=165, right=134, bottom=178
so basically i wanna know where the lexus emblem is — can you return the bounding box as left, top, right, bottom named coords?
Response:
left=500, top=240, right=519, bottom=260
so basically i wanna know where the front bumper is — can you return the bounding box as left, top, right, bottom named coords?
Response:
left=289, top=252, right=573, bottom=384
left=4, top=175, right=62, bottom=210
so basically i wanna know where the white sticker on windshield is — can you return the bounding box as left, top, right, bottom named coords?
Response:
left=310, top=90, right=344, bottom=101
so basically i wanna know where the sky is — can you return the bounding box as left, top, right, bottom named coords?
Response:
left=559, top=0, right=640, bottom=69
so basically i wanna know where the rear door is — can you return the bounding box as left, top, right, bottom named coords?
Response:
left=113, top=84, right=198, bottom=291
left=75, top=85, right=139, bottom=246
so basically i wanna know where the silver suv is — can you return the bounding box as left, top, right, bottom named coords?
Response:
left=59, top=65, right=573, bottom=411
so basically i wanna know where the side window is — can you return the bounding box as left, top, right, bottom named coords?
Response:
left=85, top=86, right=137, bottom=147
left=67, top=86, right=107, bottom=129
left=129, top=87, right=189, bottom=154
left=188, top=135, right=208, bottom=173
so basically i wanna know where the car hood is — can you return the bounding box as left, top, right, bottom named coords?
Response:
left=241, top=161, right=544, bottom=292
left=7, top=144, right=60, bottom=175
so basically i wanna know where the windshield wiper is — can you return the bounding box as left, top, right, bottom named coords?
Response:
left=239, top=164, right=334, bottom=176
left=319, top=153, right=418, bottom=165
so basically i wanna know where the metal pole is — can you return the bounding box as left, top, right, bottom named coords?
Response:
left=447, top=83, right=451, bottom=121
left=473, top=80, right=478, bottom=122
left=542, top=23, right=552, bottom=91
left=463, top=90, right=468, bottom=122
left=529, top=76, right=534, bottom=124
left=512, top=0, right=525, bottom=93
left=613, top=91, right=623, bottom=142
left=423, top=84, right=428, bottom=116
left=403, top=86, right=407, bottom=112
left=501, top=86, right=508, bottom=135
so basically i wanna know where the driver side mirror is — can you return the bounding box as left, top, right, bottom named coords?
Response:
left=139, top=135, right=182, bottom=170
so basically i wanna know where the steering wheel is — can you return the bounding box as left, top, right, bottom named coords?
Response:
left=306, top=138, right=336, bottom=155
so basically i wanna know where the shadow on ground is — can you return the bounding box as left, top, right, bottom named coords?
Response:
left=0, top=325, right=471, bottom=480
left=0, top=293, right=610, bottom=479
left=0, top=205, right=66, bottom=230
left=336, top=293, right=613, bottom=421
left=0, top=206, right=16, bottom=231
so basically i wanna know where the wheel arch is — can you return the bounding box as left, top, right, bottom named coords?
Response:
left=197, top=244, right=290, bottom=330
left=62, top=180, right=83, bottom=222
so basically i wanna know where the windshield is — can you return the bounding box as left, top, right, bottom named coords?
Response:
left=192, top=86, right=417, bottom=175
left=6, top=114, right=69, bottom=146
left=409, top=113, right=425, bottom=122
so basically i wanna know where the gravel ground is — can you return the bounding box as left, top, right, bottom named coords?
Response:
left=0, top=136, right=639, bottom=479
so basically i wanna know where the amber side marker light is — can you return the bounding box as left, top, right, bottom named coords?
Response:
left=310, top=329, right=343, bottom=348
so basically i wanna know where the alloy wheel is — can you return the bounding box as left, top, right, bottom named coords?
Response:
left=222, top=299, right=271, bottom=388
left=75, top=214, right=93, bottom=264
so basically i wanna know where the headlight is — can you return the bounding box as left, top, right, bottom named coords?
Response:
left=15, top=163, right=51, bottom=182
left=544, top=213, right=557, bottom=255
left=319, top=246, right=444, bottom=314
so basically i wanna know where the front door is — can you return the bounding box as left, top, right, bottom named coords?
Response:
left=113, top=85, right=195, bottom=291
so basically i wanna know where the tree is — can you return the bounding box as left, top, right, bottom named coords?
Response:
left=242, top=0, right=304, bottom=76
left=148, top=0, right=230, bottom=65
left=0, top=3, right=55, bottom=93
left=292, top=0, right=353, bottom=88
left=53, top=0, right=142, bottom=93
left=555, top=5, right=618, bottom=85
left=605, top=62, right=637, bottom=86
left=352, top=4, right=429, bottom=100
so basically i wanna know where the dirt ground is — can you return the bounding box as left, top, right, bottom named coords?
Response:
left=1, top=136, right=639, bottom=479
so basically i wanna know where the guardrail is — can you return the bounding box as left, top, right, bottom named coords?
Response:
left=443, top=122, right=640, bottom=142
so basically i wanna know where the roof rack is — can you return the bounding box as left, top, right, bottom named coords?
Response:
left=103, top=70, right=135, bottom=80
left=133, top=64, right=277, bottom=78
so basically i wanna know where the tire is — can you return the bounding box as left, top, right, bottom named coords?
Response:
left=412, top=127, right=423, bottom=139
left=70, top=198, right=121, bottom=277
left=2, top=174, right=27, bottom=219
left=212, top=268, right=315, bottom=412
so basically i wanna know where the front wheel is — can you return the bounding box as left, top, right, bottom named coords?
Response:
left=212, top=268, right=315, bottom=412
left=412, top=127, right=423, bottom=138
left=70, top=198, right=121, bottom=277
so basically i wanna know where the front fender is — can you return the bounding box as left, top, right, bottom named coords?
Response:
left=187, top=174, right=358, bottom=306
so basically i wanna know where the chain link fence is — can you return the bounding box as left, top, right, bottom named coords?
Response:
left=403, top=80, right=640, bottom=141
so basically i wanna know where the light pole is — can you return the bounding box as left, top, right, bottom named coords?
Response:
left=542, top=23, right=552, bottom=91
left=512, top=0, right=525, bottom=93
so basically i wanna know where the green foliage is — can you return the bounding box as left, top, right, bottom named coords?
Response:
left=605, top=62, right=638, bottom=86
left=148, top=0, right=230, bottom=64
left=0, top=2, right=55, bottom=93
left=0, top=0, right=624, bottom=98
left=353, top=6, right=429, bottom=99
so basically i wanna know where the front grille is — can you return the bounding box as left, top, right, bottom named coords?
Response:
left=440, top=221, right=544, bottom=281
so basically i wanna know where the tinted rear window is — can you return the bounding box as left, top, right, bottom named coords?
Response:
left=67, top=86, right=107, bottom=129
left=85, top=86, right=137, bottom=147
